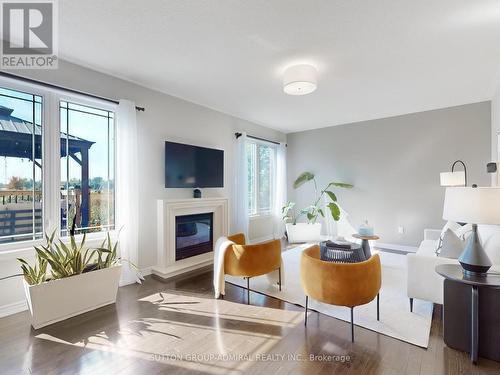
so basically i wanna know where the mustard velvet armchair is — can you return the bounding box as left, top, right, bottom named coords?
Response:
left=300, top=245, right=382, bottom=342
left=226, top=233, right=282, bottom=304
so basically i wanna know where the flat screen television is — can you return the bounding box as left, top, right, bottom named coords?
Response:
left=165, top=141, right=224, bottom=188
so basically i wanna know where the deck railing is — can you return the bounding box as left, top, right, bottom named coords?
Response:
left=0, top=190, right=42, bottom=205
left=0, top=208, right=42, bottom=242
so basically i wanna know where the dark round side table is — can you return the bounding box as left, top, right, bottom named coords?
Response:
left=436, top=264, right=500, bottom=364
left=352, top=234, right=379, bottom=259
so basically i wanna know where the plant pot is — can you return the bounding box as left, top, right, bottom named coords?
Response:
left=286, top=223, right=322, bottom=243
left=23, top=265, right=122, bottom=329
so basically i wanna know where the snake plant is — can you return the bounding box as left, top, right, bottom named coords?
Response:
left=17, top=224, right=141, bottom=285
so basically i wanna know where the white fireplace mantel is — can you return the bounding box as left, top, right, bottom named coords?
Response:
left=152, top=198, right=229, bottom=279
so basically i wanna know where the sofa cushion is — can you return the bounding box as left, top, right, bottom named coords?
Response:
left=480, top=225, right=500, bottom=266
left=417, top=239, right=439, bottom=256
left=478, top=225, right=500, bottom=243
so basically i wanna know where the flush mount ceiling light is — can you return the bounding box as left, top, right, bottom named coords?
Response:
left=283, top=64, right=317, bottom=95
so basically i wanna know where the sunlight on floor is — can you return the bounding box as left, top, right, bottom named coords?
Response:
left=34, top=292, right=304, bottom=374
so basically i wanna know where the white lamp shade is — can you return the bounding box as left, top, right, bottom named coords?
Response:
left=283, top=64, right=317, bottom=95
left=440, top=171, right=465, bottom=186
left=443, top=187, right=500, bottom=224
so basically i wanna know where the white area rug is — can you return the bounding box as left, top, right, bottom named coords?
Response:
left=225, top=245, right=433, bottom=348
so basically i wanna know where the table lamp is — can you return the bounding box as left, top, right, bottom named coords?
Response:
left=443, top=187, right=500, bottom=276
left=440, top=160, right=467, bottom=186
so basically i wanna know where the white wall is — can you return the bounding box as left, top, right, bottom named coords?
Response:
left=492, top=85, right=500, bottom=163
left=0, top=60, right=286, bottom=315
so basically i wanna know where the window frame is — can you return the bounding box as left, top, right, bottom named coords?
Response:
left=0, top=76, right=117, bottom=253
left=246, top=138, right=276, bottom=219
left=58, top=97, right=117, bottom=236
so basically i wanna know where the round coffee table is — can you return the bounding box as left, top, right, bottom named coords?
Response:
left=352, top=234, right=379, bottom=259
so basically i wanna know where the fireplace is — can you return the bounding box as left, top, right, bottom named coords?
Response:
left=153, top=198, right=228, bottom=280
left=175, top=212, right=214, bottom=261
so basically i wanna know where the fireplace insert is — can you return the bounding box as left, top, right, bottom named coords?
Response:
left=175, top=212, right=213, bottom=261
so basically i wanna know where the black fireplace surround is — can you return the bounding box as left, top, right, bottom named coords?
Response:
left=175, top=212, right=213, bottom=261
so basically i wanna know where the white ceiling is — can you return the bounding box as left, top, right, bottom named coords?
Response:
left=59, top=0, right=500, bottom=133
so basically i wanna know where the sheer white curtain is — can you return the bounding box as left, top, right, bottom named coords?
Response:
left=116, top=100, right=140, bottom=285
left=273, top=142, right=287, bottom=239
left=233, top=132, right=249, bottom=238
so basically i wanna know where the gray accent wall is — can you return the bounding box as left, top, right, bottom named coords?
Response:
left=492, top=86, right=500, bottom=165
left=287, top=102, right=491, bottom=247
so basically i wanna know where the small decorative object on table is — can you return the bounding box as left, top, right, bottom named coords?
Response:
left=358, top=220, right=374, bottom=236
left=352, top=233, right=379, bottom=259
left=320, top=239, right=366, bottom=263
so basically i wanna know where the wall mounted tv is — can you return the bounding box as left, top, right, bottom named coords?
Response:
left=165, top=141, right=224, bottom=188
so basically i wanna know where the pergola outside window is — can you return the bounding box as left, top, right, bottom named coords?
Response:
left=0, top=83, right=115, bottom=245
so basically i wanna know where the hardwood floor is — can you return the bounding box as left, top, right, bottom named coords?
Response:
left=1, top=270, right=500, bottom=375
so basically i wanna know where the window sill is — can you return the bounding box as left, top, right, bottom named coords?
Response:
left=0, top=230, right=117, bottom=261
left=249, top=213, right=274, bottom=221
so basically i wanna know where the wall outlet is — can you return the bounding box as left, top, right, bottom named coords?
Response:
left=398, top=226, right=405, bottom=235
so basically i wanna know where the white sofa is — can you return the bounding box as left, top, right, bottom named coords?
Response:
left=407, top=225, right=500, bottom=309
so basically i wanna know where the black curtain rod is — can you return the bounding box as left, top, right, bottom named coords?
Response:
left=235, top=132, right=285, bottom=146
left=0, top=71, right=145, bottom=112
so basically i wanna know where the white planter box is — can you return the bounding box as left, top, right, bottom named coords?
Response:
left=23, top=265, right=122, bottom=329
left=286, top=223, right=322, bottom=243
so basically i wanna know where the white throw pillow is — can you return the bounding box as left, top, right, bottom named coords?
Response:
left=455, top=223, right=473, bottom=240
left=435, top=221, right=462, bottom=253
left=438, top=229, right=465, bottom=259
left=440, top=221, right=462, bottom=237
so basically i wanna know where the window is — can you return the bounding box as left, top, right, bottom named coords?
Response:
left=0, top=78, right=116, bottom=246
left=247, top=140, right=275, bottom=216
left=60, top=102, right=115, bottom=236
left=0, top=87, right=43, bottom=244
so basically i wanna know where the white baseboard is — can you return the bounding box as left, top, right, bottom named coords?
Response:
left=0, top=300, right=27, bottom=318
left=140, top=266, right=152, bottom=277
left=376, top=242, right=418, bottom=253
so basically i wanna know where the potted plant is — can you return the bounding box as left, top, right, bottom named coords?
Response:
left=17, top=222, right=140, bottom=329
left=282, top=172, right=353, bottom=243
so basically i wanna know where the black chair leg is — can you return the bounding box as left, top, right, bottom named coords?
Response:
left=278, top=267, right=282, bottom=291
left=246, top=277, right=250, bottom=305
left=350, top=307, right=355, bottom=342
left=304, top=296, right=308, bottom=326
left=409, top=297, right=414, bottom=313
left=377, top=293, right=380, bottom=321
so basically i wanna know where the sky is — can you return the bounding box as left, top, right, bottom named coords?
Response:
left=0, top=87, right=114, bottom=186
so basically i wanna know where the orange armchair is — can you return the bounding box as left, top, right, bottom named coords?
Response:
left=300, top=245, right=382, bottom=342
left=226, top=233, right=282, bottom=304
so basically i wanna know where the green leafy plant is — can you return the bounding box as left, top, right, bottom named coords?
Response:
left=18, top=255, right=47, bottom=285
left=30, top=231, right=99, bottom=280
left=94, top=231, right=141, bottom=275
left=17, top=220, right=141, bottom=285
left=282, top=171, right=353, bottom=224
